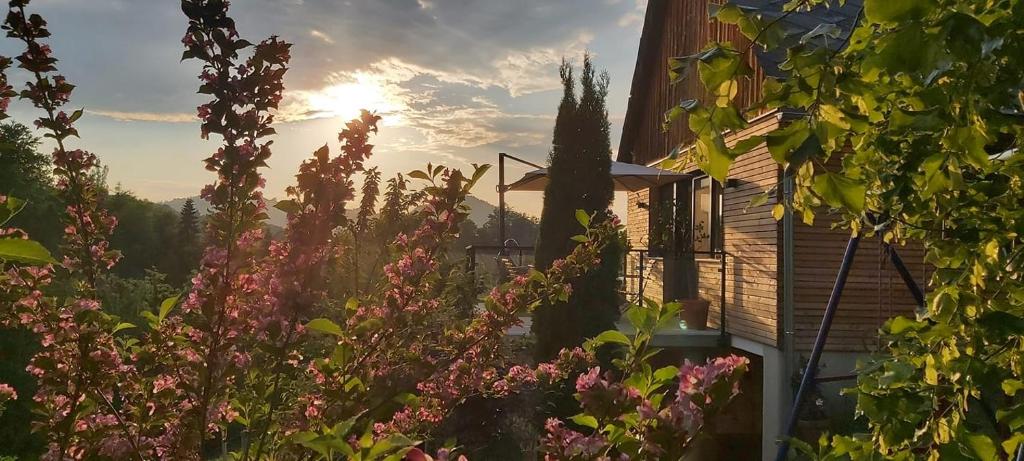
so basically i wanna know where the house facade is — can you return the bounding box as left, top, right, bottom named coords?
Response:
left=618, top=1, right=929, bottom=459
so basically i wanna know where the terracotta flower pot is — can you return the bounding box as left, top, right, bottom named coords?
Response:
left=678, top=298, right=710, bottom=330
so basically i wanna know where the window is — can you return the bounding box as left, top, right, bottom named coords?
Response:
left=648, top=176, right=722, bottom=256
left=693, top=176, right=715, bottom=253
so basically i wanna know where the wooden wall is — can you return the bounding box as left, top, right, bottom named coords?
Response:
left=630, top=0, right=766, bottom=166
left=792, top=216, right=930, bottom=352
left=625, top=115, right=783, bottom=347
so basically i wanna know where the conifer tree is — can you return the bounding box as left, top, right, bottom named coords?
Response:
left=173, top=198, right=201, bottom=285
left=532, top=55, right=620, bottom=361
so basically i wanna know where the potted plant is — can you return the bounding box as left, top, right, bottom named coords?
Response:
left=649, top=192, right=710, bottom=329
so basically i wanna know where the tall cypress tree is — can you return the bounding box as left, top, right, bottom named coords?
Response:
left=572, top=55, right=620, bottom=348
left=532, top=55, right=620, bottom=361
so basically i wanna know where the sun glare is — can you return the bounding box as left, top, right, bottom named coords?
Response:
left=301, top=73, right=406, bottom=124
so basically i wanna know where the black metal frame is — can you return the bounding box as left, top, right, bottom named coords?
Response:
left=774, top=238, right=926, bottom=461
left=464, top=243, right=534, bottom=272
left=496, top=152, right=542, bottom=246
left=623, top=248, right=730, bottom=343
left=465, top=245, right=731, bottom=343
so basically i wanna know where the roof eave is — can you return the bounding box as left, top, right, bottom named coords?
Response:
left=616, top=0, right=668, bottom=165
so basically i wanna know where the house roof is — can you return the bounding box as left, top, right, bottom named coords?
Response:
left=616, top=0, right=863, bottom=164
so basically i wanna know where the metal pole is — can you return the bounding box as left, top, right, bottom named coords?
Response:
left=496, top=152, right=543, bottom=247
left=498, top=153, right=506, bottom=246
left=884, top=244, right=926, bottom=308
left=775, top=235, right=861, bottom=461
left=639, top=251, right=645, bottom=301
left=720, top=252, right=727, bottom=343
left=465, top=245, right=476, bottom=272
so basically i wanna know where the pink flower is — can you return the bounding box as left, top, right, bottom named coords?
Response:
left=0, top=383, right=17, bottom=402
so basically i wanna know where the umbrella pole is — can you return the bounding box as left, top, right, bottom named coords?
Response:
left=499, top=153, right=506, bottom=245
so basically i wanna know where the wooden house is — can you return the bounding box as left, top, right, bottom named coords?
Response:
left=617, top=1, right=929, bottom=458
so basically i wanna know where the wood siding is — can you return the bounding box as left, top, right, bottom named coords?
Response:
left=792, top=217, right=930, bottom=352
left=629, top=0, right=766, bottom=166
left=625, top=115, right=782, bottom=346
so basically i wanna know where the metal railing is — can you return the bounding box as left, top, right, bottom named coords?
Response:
left=623, top=248, right=730, bottom=339
left=465, top=244, right=731, bottom=339
left=465, top=240, right=535, bottom=286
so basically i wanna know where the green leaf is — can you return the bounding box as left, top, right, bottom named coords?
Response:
left=943, top=126, right=990, bottom=169
left=888, top=316, right=924, bottom=334
left=812, top=172, right=866, bottom=213
left=772, top=203, right=785, bottom=221
left=731, top=135, right=764, bottom=156
left=408, top=169, right=431, bottom=181
left=0, top=238, right=57, bottom=265
left=112, top=322, right=136, bottom=334
left=158, top=295, right=180, bottom=324
left=964, top=434, right=997, bottom=461
left=592, top=330, right=631, bottom=346
left=1003, top=379, right=1024, bottom=397
left=367, top=433, right=415, bottom=460
left=865, top=0, right=937, bottom=24
left=468, top=163, right=491, bottom=188
left=0, top=196, right=26, bottom=225
left=653, top=365, right=679, bottom=382
left=273, top=199, right=302, bottom=215
left=570, top=414, right=599, bottom=429
left=748, top=192, right=770, bottom=209
left=697, top=47, right=744, bottom=91
left=766, top=120, right=811, bottom=164
left=919, top=154, right=950, bottom=197
left=306, top=318, right=344, bottom=337
left=697, top=135, right=735, bottom=183
left=575, top=209, right=590, bottom=228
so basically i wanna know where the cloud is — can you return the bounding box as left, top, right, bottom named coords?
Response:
left=417, top=0, right=435, bottom=9
left=618, top=0, right=647, bottom=29
left=89, top=110, right=195, bottom=123
left=493, top=32, right=594, bottom=97
left=617, top=13, right=643, bottom=28
left=309, top=29, right=334, bottom=44
left=277, top=56, right=558, bottom=150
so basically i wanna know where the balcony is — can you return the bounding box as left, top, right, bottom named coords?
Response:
left=464, top=243, right=731, bottom=348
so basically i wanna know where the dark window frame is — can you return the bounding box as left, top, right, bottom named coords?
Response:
left=647, top=175, right=723, bottom=256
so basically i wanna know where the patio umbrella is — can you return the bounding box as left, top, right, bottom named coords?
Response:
left=503, top=161, right=691, bottom=192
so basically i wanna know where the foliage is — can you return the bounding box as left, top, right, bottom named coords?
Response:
left=0, top=121, right=62, bottom=251
left=103, top=189, right=180, bottom=279
left=533, top=55, right=621, bottom=362
left=471, top=207, right=539, bottom=248
left=665, top=0, right=1024, bottom=458
left=540, top=300, right=749, bottom=460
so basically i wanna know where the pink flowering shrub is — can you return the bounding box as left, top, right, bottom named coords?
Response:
left=0, top=1, right=749, bottom=459
left=540, top=301, right=749, bottom=461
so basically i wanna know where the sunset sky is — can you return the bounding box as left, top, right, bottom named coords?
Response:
left=0, top=0, right=648, bottom=217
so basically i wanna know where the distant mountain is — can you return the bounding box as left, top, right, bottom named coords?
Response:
left=160, top=194, right=500, bottom=228
left=463, top=195, right=497, bottom=225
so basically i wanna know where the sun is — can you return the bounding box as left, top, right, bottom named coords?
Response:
left=301, top=73, right=406, bottom=124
